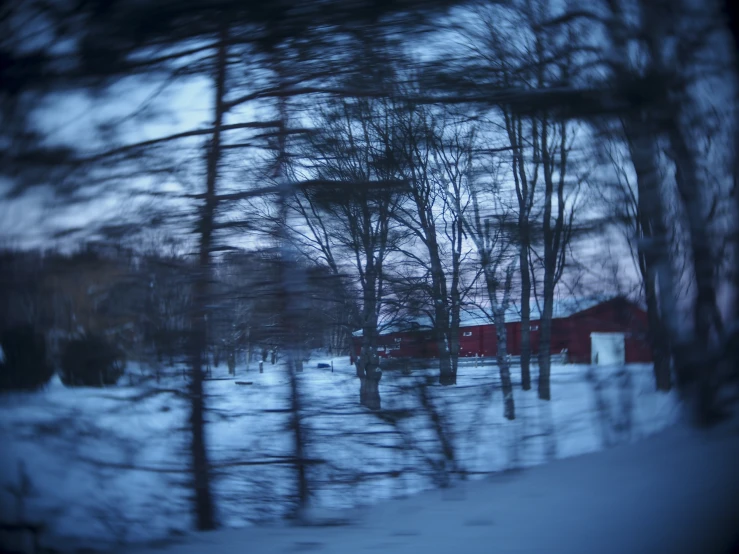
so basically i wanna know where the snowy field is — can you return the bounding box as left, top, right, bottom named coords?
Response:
left=0, top=356, right=680, bottom=550
left=126, top=417, right=739, bottom=554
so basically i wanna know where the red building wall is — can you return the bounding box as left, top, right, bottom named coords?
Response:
left=352, top=298, right=652, bottom=364
left=552, top=299, right=651, bottom=363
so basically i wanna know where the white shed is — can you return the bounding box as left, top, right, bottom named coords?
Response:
left=590, top=332, right=626, bottom=365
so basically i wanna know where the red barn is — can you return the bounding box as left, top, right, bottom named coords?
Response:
left=352, top=297, right=652, bottom=365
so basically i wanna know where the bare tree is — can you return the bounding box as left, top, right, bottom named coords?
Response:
left=596, top=140, right=673, bottom=390
left=391, top=97, right=474, bottom=386
left=431, top=115, right=477, bottom=383
left=596, top=0, right=730, bottom=411
left=465, top=176, right=517, bottom=420
left=291, top=88, right=405, bottom=408
left=505, top=110, right=539, bottom=392
left=603, top=0, right=681, bottom=398
left=640, top=0, right=730, bottom=416
left=534, top=116, right=579, bottom=401
left=519, top=2, right=583, bottom=402
left=451, top=0, right=583, bottom=397
left=458, top=1, right=542, bottom=392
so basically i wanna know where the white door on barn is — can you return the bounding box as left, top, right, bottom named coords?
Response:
left=590, top=332, right=625, bottom=365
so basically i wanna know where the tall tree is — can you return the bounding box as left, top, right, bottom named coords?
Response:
left=523, top=0, right=580, bottom=401
left=430, top=114, right=476, bottom=384
left=294, top=90, right=404, bottom=408
left=640, top=0, right=730, bottom=417
left=596, top=138, right=673, bottom=390
left=599, top=0, right=719, bottom=406
left=465, top=171, right=517, bottom=420
left=392, top=99, right=472, bottom=386
left=536, top=116, right=577, bottom=400
left=505, top=110, right=539, bottom=392
left=465, top=1, right=541, bottom=392
left=574, top=0, right=680, bottom=393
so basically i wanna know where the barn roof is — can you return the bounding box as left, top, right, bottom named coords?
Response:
left=459, top=295, right=613, bottom=327
left=353, top=295, right=617, bottom=337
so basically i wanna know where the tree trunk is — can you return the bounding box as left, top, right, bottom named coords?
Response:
left=537, top=117, right=557, bottom=402
left=624, top=118, right=679, bottom=384
left=357, top=329, right=374, bottom=379
left=354, top=247, right=381, bottom=405
left=428, top=244, right=454, bottom=386
left=495, top=326, right=515, bottom=419
left=606, top=0, right=679, bottom=395
left=357, top=266, right=379, bottom=374
left=489, top=267, right=516, bottom=419
left=187, top=25, right=229, bottom=532
left=448, top=323, right=460, bottom=383
left=467, top=180, right=516, bottom=416
left=227, top=351, right=236, bottom=375
left=449, top=265, right=461, bottom=384
left=492, top=303, right=515, bottom=419
left=665, top=117, right=725, bottom=422
left=519, top=242, right=532, bottom=390
left=448, top=279, right=461, bottom=385
left=356, top=279, right=382, bottom=409
left=537, top=284, right=554, bottom=401
left=729, top=0, right=739, bottom=332
left=644, top=3, right=724, bottom=358
left=273, top=54, right=310, bottom=517
left=666, top=124, right=722, bottom=337
left=644, top=270, right=672, bottom=391
left=633, top=160, right=672, bottom=392
left=505, top=110, right=534, bottom=392
left=358, top=323, right=382, bottom=410
left=434, top=303, right=454, bottom=386
left=436, top=335, right=454, bottom=385
left=449, top=184, right=464, bottom=385
left=359, top=364, right=382, bottom=410
left=286, top=352, right=309, bottom=513
left=727, top=0, right=739, bottom=390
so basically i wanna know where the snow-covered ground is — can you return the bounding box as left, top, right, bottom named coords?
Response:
left=0, top=357, right=681, bottom=550
left=124, top=418, right=739, bottom=554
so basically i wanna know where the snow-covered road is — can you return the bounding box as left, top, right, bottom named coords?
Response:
left=124, top=420, right=739, bottom=554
